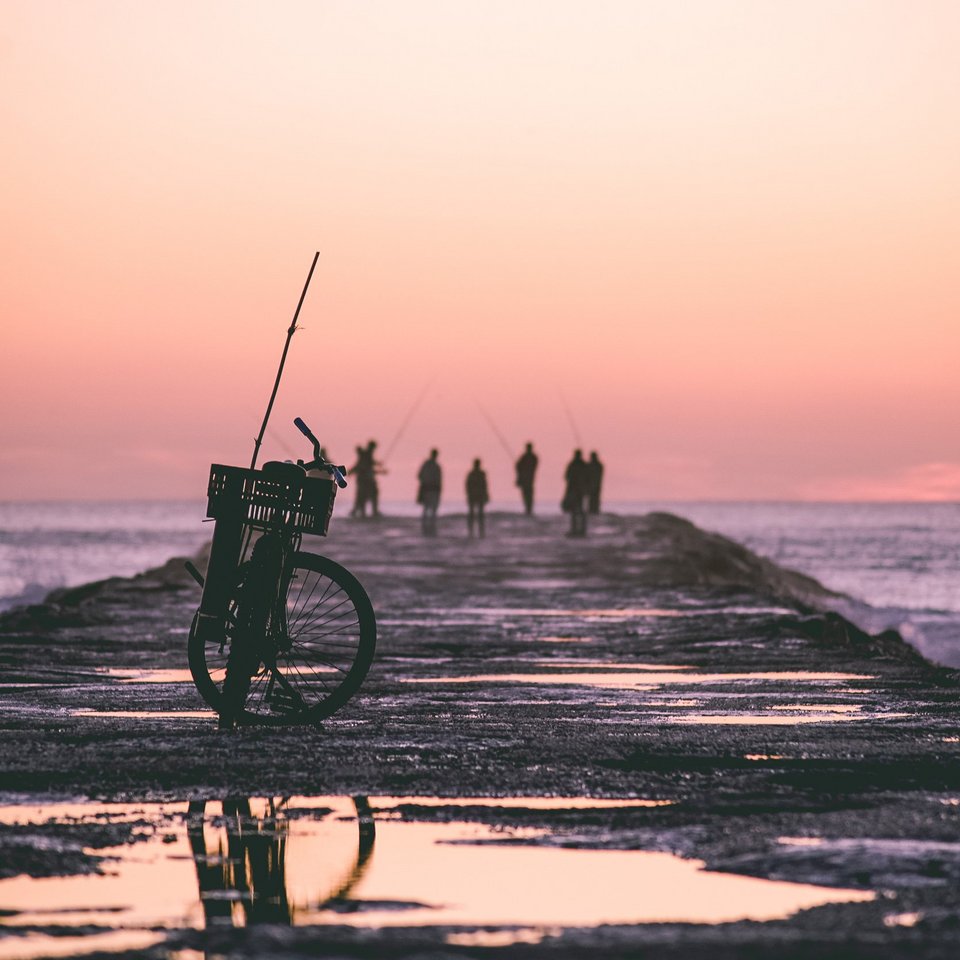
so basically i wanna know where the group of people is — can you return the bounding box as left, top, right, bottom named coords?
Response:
left=345, top=441, right=604, bottom=537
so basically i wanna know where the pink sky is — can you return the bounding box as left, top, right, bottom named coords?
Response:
left=2, top=0, right=959, bottom=502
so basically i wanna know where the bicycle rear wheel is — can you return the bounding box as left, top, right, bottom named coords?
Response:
left=189, top=552, right=376, bottom=725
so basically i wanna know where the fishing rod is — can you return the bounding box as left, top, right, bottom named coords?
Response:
left=476, top=401, right=515, bottom=464
left=383, top=381, right=434, bottom=461
left=558, top=387, right=583, bottom=448
left=250, top=251, right=320, bottom=470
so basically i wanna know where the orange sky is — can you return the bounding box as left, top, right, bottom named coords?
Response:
left=2, top=0, right=958, bottom=502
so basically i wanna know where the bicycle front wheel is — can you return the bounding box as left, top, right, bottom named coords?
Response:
left=189, top=552, right=376, bottom=725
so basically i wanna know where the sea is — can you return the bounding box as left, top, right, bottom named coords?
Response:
left=0, top=500, right=957, bottom=665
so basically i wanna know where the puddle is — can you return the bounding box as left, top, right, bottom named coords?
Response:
left=435, top=607, right=682, bottom=619
left=99, top=669, right=195, bottom=684
left=99, top=667, right=339, bottom=684
left=676, top=605, right=796, bottom=617
left=666, top=712, right=908, bottom=726
left=0, top=930, right=163, bottom=960
left=663, top=703, right=903, bottom=726
left=447, top=927, right=557, bottom=946
left=537, top=636, right=594, bottom=644
left=499, top=580, right=579, bottom=590
left=407, top=671, right=871, bottom=691
left=0, top=796, right=874, bottom=957
left=370, top=797, right=672, bottom=810
left=772, top=705, right=860, bottom=713
left=884, top=911, right=923, bottom=928
left=74, top=710, right=211, bottom=720
left=531, top=660, right=691, bottom=670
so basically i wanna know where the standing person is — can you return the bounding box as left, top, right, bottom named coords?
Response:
left=348, top=445, right=369, bottom=517
left=586, top=451, right=604, bottom=515
left=561, top=449, right=589, bottom=537
left=365, top=440, right=384, bottom=518
left=515, top=442, right=538, bottom=516
left=465, top=458, right=489, bottom=538
left=416, top=449, right=442, bottom=536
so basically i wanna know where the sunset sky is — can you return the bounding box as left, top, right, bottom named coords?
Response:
left=2, top=0, right=958, bottom=502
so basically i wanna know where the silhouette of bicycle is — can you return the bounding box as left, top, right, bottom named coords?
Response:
left=186, top=418, right=377, bottom=727
left=186, top=796, right=376, bottom=926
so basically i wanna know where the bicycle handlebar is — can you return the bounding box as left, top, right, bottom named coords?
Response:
left=294, top=417, right=348, bottom=488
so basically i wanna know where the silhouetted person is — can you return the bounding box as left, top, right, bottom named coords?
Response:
left=466, top=458, right=489, bottom=538
left=366, top=440, right=384, bottom=517
left=515, top=442, right=538, bottom=515
left=349, top=441, right=384, bottom=518
left=586, top=451, right=604, bottom=515
left=417, top=449, right=442, bottom=536
left=562, top=449, right=589, bottom=537
left=348, top=445, right=368, bottom=517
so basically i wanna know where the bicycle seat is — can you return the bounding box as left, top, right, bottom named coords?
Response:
left=261, top=460, right=307, bottom=481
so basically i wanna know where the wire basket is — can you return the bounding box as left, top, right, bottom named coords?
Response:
left=205, top=464, right=336, bottom=536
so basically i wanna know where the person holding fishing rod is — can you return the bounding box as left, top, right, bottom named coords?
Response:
left=562, top=449, right=590, bottom=537
left=515, top=443, right=539, bottom=516
left=416, top=449, right=442, bottom=536
left=349, top=440, right=385, bottom=518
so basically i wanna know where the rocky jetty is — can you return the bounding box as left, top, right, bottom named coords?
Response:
left=0, top=511, right=958, bottom=958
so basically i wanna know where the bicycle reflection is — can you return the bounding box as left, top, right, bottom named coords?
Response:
left=187, top=796, right=376, bottom=927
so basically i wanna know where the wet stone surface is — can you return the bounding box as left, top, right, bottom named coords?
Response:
left=0, top=510, right=959, bottom=957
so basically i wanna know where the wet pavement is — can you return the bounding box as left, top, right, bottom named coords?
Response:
left=0, top=510, right=959, bottom=957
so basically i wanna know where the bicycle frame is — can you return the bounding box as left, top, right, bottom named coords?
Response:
left=188, top=418, right=376, bottom=727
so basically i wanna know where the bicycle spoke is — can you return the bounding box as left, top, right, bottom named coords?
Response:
left=285, top=657, right=333, bottom=695
left=250, top=666, right=271, bottom=715
left=292, top=593, right=354, bottom=628
left=290, top=607, right=359, bottom=640
left=290, top=624, right=354, bottom=647
left=288, top=573, right=337, bottom=633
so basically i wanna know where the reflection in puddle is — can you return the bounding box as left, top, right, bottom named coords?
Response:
left=0, top=796, right=875, bottom=959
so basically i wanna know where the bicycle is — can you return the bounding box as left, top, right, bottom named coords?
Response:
left=186, top=418, right=376, bottom=727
